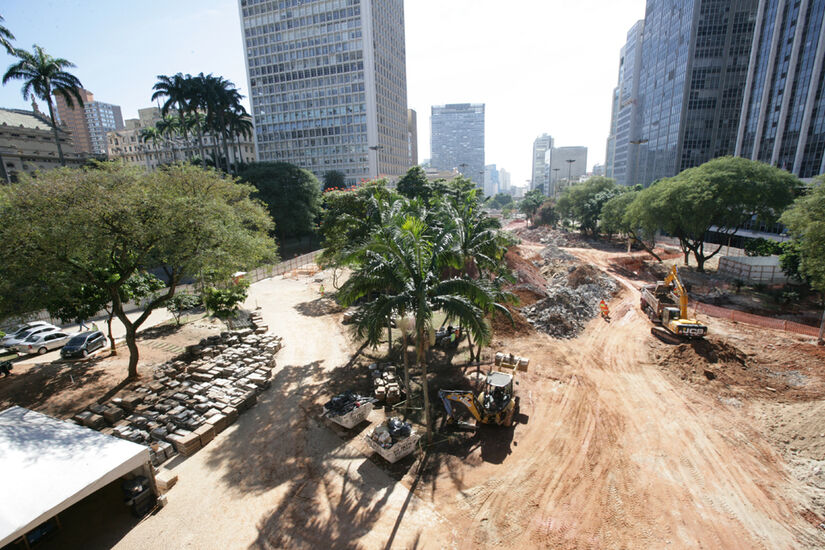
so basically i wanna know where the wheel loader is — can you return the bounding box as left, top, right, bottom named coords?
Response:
left=438, top=353, right=528, bottom=429
left=640, top=265, right=707, bottom=338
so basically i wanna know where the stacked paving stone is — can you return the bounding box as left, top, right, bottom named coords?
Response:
left=72, top=327, right=282, bottom=467
left=369, top=363, right=402, bottom=404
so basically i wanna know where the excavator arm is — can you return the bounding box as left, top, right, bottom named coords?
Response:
left=663, top=265, right=690, bottom=319
left=439, top=390, right=483, bottom=423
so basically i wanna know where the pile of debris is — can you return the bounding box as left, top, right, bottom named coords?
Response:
left=323, top=390, right=375, bottom=418
left=71, top=328, right=282, bottom=466
left=368, top=417, right=412, bottom=449
left=522, top=264, right=618, bottom=339
left=369, top=363, right=403, bottom=404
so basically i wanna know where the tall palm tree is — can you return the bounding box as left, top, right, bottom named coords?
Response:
left=0, top=15, right=16, bottom=54
left=202, top=74, right=244, bottom=172
left=227, top=106, right=253, bottom=173
left=152, top=73, right=192, bottom=160
left=155, top=115, right=181, bottom=161
left=2, top=45, right=83, bottom=166
left=339, top=209, right=501, bottom=442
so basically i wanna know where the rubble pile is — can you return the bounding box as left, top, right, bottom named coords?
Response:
left=323, top=390, right=375, bottom=418
left=368, top=417, right=413, bottom=449
left=522, top=264, right=618, bottom=339
left=369, top=363, right=403, bottom=404
left=72, top=328, right=282, bottom=466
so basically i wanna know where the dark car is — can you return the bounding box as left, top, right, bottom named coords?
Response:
left=60, top=331, right=107, bottom=359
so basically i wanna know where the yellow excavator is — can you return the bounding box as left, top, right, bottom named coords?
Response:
left=438, top=355, right=528, bottom=429
left=640, top=265, right=708, bottom=338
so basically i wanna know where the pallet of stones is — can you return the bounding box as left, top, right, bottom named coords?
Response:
left=369, top=363, right=402, bottom=404
left=72, top=329, right=282, bottom=464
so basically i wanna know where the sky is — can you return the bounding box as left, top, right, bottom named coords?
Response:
left=0, top=0, right=645, bottom=187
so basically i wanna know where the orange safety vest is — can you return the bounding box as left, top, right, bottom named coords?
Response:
left=599, top=300, right=609, bottom=314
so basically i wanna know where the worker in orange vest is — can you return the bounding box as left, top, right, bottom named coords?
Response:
left=599, top=299, right=610, bottom=319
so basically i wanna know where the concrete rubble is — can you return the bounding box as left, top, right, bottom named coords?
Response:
left=72, top=326, right=283, bottom=469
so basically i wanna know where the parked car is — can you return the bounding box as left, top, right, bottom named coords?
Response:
left=14, top=330, right=72, bottom=355
left=61, top=331, right=107, bottom=359
left=1, top=321, right=58, bottom=348
left=3, top=325, right=62, bottom=350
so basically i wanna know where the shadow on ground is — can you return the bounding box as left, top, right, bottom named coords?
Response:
left=294, top=297, right=343, bottom=318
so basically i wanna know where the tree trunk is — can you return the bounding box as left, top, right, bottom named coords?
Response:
left=402, top=332, right=411, bottom=417
left=220, top=116, right=231, bottom=173
left=45, top=92, right=66, bottom=166
left=106, top=309, right=116, bottom=355
left=418, top=328, right=431, bottom=443
left=125, top=325, right=139, bottom=379
left=196, top=122, right=207, bottom=166
left=818, top=306, right=824, bottom=346
left=387, top=317, right=393, bottom=355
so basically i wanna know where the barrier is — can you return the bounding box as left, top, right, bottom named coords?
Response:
left=694, top=302, right=819, bottom=337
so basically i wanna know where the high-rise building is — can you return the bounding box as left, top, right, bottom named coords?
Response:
left=633, top=0, right=758, bottom=186
left=592, top=163, right=605, bottom=176
left=605, top=87, right=619, bottom=179
left=239, top=0, right=409, bottom=185
left=546, top=146, right=587, bottom=196
left=499, top=167, right=511, bottom=194
left=430, top=103, right=485, bottom=186
left=407, top=108, right=418, bottom=166
left=608, top=20, right=645, bottom=186
left=483, top=164, right=499, bottom=197
left=531, top=133, right=554, bottom=192
left=54, top=88, right=123, bottom=156
left=736, top=0, right=825, bottom=178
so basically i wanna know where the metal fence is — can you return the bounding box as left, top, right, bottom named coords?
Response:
left=245, top=249, right=323, bottom=283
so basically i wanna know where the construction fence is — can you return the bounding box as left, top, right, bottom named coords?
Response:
left=694, top=302, right=820, bottom=338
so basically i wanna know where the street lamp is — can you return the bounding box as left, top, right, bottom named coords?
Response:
left=368, top=144, right=384, bottom=179
left=629, top=138, right=649, bottom=184
left=566, top=159, right=575, bottom=189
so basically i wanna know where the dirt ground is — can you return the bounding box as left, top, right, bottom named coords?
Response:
left=5, top=222, right=825, bottom=548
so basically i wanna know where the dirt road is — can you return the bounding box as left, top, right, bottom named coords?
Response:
left=416, top=246, right=824, bottom=548
left=114, top=272, right=454, bottom=550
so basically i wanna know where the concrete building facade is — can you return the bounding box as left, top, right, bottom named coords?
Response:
left=54, top=88, right=123, bottom=156
left=107, top=107, right=255, bottom=170
left=545, top=145, right=587, bottom=196
left=239, top=0, right=409, bottom=185
left=609, top=20, right=645, bottom=186
left=499, top=167, right=511, bottom=194
left=430, top=103, right=485, bottom=186
left=0, top=107, right=84, bottom=182
left=632, top=0, right=758, bottom=186
left=531, top=133, right=554, bottom=193
left=483, top=163, right=499, bottom=197
left=736, top=0, right=825, bottom=177
left=407, top=108, right=417, bottom=166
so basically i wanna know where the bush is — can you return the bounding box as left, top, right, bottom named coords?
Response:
left=167, top=292, right=202, bottom=325
left=744, top=237, right=782, bottom=257
left=202, top=280, right=250, bottom=318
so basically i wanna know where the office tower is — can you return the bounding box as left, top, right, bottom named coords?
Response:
left=605, top=87, right=619, bottom=179
left=531, top=134, right=554, bottom=193
left=609, top=20, right=644, bottom=186
left=592, top=163, right=605, bottom=176
left=736, top=0, right=825, bottom=177
left=498, top=168, right=511, bottom=194
left=239, top=0, right=409, bottom=185
left=483, top=164, right=499, bottom=197
left=634, top=0, right=758, bottom=186
left=407, top=108, right=418, bottom=166
left=430, top=103, right=485, bottom=186
left=547, top=146, right=587, bottom=196
left=54, top=88, right=124, bottom=156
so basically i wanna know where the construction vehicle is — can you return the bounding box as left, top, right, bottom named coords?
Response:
left=438, top=354, right=528, bottom=429
left=640, top=265, right=708, bottom=338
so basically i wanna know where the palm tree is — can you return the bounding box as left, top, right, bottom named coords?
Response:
left=0, top=15, right=16, bottom=54
left=339, top=209, right=501, bottom=442
left=3, top=45, right=83, bottom=166
left=139, top=126, right=162, bottom=169
left=155, top=115, right=181, bottom=161
left=227, top=106, right=253, bottom=173
left=152, top=73, right=193, bottom=160
left=201, top=74, right=244, bottom=172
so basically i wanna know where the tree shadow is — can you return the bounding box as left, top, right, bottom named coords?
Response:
left=137, top=322, right=186, bottom=340
left=294, top=297, right=343, bottom=317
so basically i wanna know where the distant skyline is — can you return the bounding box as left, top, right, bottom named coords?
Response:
left=0, top=0, right=644, bottom=186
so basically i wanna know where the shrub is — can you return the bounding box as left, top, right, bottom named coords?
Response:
left=202, top=280, right=250, bottom=318
left=167, top=292, right=202, bottom=325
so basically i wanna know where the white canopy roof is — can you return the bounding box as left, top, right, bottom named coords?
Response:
left=0, top=406, right=149, bottom=547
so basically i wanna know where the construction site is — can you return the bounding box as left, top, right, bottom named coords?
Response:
left=2, top=223, right=825, bottom=549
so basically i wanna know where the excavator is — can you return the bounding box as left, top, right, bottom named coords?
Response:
left=438, top=354, right=528, bottom=429
left=640, top=265, right=708, bottom=339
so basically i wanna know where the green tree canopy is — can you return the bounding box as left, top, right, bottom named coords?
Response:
left=519, top=189, right=545, bottom=226
left=323, top=170, right=346, bottom=191
left=396, top=165, right=432, bottom=203
left=238, top=161, right=322, bottom=242
left=487, top=193, right=514, bottom=210
left=0, top=162, right=276, bottom=378
left=556, top=176, right=620, bottom=235
left=780, top=180, right=825, bottom=294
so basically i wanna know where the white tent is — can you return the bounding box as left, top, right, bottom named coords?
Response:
left=0, top=406, right=150, bottom=547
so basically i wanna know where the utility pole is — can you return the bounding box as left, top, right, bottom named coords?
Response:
left=552, top=168, right=560, bottom=198
left=566, top=159, right=575, bottom=189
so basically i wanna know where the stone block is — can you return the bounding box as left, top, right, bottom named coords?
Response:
left=194, top=423, right=215, bottom=446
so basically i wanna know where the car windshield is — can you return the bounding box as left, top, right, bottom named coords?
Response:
left=24, top=333, right=45, bottom=342
left=66, top=334, right=88, bottom=346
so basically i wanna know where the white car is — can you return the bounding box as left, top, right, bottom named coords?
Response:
left=3, top=324, right=62, bottom=349
left=13, top=330, right=72, bottom=355
left=1, top=321, right=58, bottom=348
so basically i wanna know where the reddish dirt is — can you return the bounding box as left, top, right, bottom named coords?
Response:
left=505, top=246, right=547, bottom=290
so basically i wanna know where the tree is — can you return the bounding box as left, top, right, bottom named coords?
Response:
left=167, top=292, right=201, bottom=326
left=556, top=176, right=620, bottom=235
left=0, top=163, right=276, bottom=378
left=536, top=199, right=558, bottom=227
left=780, top=179, right=825, bottom=342
left=645, top=157, right=799, bottom=272
left=152, top=73, right=193, bottom=160
left=519, top=189, right=545, bottom=226
left=744, top=237, right=783, bottom=257
left=396, top=165, right=432, bottom=203
left=338, top=212, right=501, bottom=442
left=487, top=193, right=513, bottom=210
left=203, top=280, right=250, bottom=318
left=0, top=15, right=16, bottom=54
left=323, top=170, right=346, bottom=191
left=239, top=162, right=321, bottom=243
left=3, top=45, right=83, bottom=166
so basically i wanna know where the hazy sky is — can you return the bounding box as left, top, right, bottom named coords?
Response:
left=0, top=0, right=644, bottom=186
